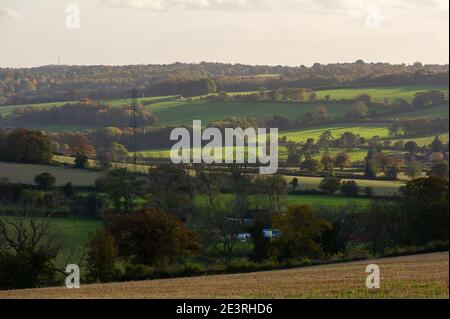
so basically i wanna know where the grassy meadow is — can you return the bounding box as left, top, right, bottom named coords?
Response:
left=2, top=85, right=447, bottom=131
left=315, top=85, right=449, bottom=102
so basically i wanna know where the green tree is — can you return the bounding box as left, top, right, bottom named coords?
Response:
left=95, top=169, right=146, bottom=213
left=346, top=101, right=369, bottom=119
left=34, top=172, right=56, bottom=190
left=340, top=180, right=359, bottom=197
left=404, top=160, right=423, bottom=179
left=289, top=177, right=299, bottom=190
left=334, top=152, right=351, bottom=170
left=430, top=136, right=444, bottom=152
left=363, top=186, right=374, bottom=197
left=321, top=155, right=335, bottom=174
left=319, top=176, right=341, bottom=194
left=146, top=164, right=196, bottom=218
left=404, top=141, right=418, bottom=154
left=254, top=174, right=287, bottom=211
left=62, top=182, right=74, bottom=198
left=74, top=154, right=89, bottom=169
left=107, top=208, right=201, bottom=266
left=300, top=159, right=322, bottom=174
left=429, top=162, right=449, bottom=178
left=400, top=177, right=449, bottom=245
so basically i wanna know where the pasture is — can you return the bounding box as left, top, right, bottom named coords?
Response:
left=0, top=95, right=176, bottom=116
left=1, top=252, right=447, bottom=298
left=383, top=103, right=449, bottom=120
left=280, top=124, right=390, bottom=143
left=388, top=133, right=449, bottom=147
left=196, top=193, right=372, bottom=208
left=315, top=85, right=448, bottom=102
left=149, top=101, right=352, bottom=126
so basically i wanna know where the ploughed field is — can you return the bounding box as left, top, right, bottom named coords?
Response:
left=0, top=252, right=447, bottom=299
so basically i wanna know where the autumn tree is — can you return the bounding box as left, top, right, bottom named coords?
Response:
left=106, top=209, right=201, bottom=266
left=334, top=152, right=351, bottom=170
left=270, top=205, right=331, bottom=262
left=86, top=228, right=119, bottom=282
left=319, top=176, right=341, bottom=194
left=404, top=160, right=423, bottom=179
left=5, top=129, right=52, bottom=164
left=346, top=101, right=369, bottom=119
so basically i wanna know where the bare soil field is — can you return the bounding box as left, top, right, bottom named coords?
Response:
left=0, top=252, right=448, bottom=299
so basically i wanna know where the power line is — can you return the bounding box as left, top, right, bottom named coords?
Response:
left=130, top=88, right=138, bottom=170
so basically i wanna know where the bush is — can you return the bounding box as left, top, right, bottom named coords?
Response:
left=343, top=245, right=373, bottom=260
left=340, top=180, right=359, bottom=197
left=319, top=176, right=341, bottom=194
left=226, top=260, right=259, bottom=273
left=62, top=182, right=75, bottom=198
left=0, top=250, right=56, bottom=289
left=363, top=186, right=374, bottom=197
left=182, top=262, right=206, bottom=276
left=122, top=264, right=155, bottom=281
left=34, top=172, right=56, bottom=190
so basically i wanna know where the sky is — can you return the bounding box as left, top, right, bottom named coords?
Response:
left=0, top=0, right=448, bottom=68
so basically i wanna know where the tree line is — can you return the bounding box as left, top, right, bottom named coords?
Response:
left=2, top=98, right=157, bottom=128
left=1, top=61, right=447, bottom=105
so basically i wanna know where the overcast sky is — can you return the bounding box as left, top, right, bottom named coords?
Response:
left=0, top=0, right=448, bottom=68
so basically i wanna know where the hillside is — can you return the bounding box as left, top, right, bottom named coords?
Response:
left=0, top=252, right=447, bottom=299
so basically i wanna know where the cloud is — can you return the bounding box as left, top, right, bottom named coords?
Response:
left=0, top=7, right=19, bottom=21
left=101, top=0, right=277, bottom=12
left=100, top=0, right=449, bottom=13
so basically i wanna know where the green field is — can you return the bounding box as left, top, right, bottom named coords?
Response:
left=280, top=124, right=390, bottom=143
left=388, top=133, right=449, bottom=147
left=0, top=216, right=101, bottom=267
left=285, top=194, right=371, bottom=207
left=383, top=103, right=449, bottom=120
left=0, top=95, right=177, bottom=116
left=51, top=217, right=102, bottom=265
left=1, top=85, right=447, bottom=131
left=315, top=85, right=448, bottom=102
left=282, top=175, right=404, bottom=196
left=196, top=192, right=371, bottom=208
left=149, top=101, right=352, bottom=126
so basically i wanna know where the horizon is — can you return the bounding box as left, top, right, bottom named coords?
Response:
left=1, top=0, right=449, bottom=68
left=1, top=60, right=449, bottom=70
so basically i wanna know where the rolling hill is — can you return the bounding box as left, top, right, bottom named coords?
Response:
left=0, top=252, right=447, bottom=299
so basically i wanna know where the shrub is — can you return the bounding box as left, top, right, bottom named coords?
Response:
left=0, top=250, right=56, bottom=289
left=123, top=264, right=155, bottom=280
left=34, top=172, right=56, bottom=190
left=340, top=180, right=359, bottom=197
left=226, top=260, right=258, bottom=273
left=363, top=186, right=374, bottom=197
left=319, top=176, right=341, bottom=194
